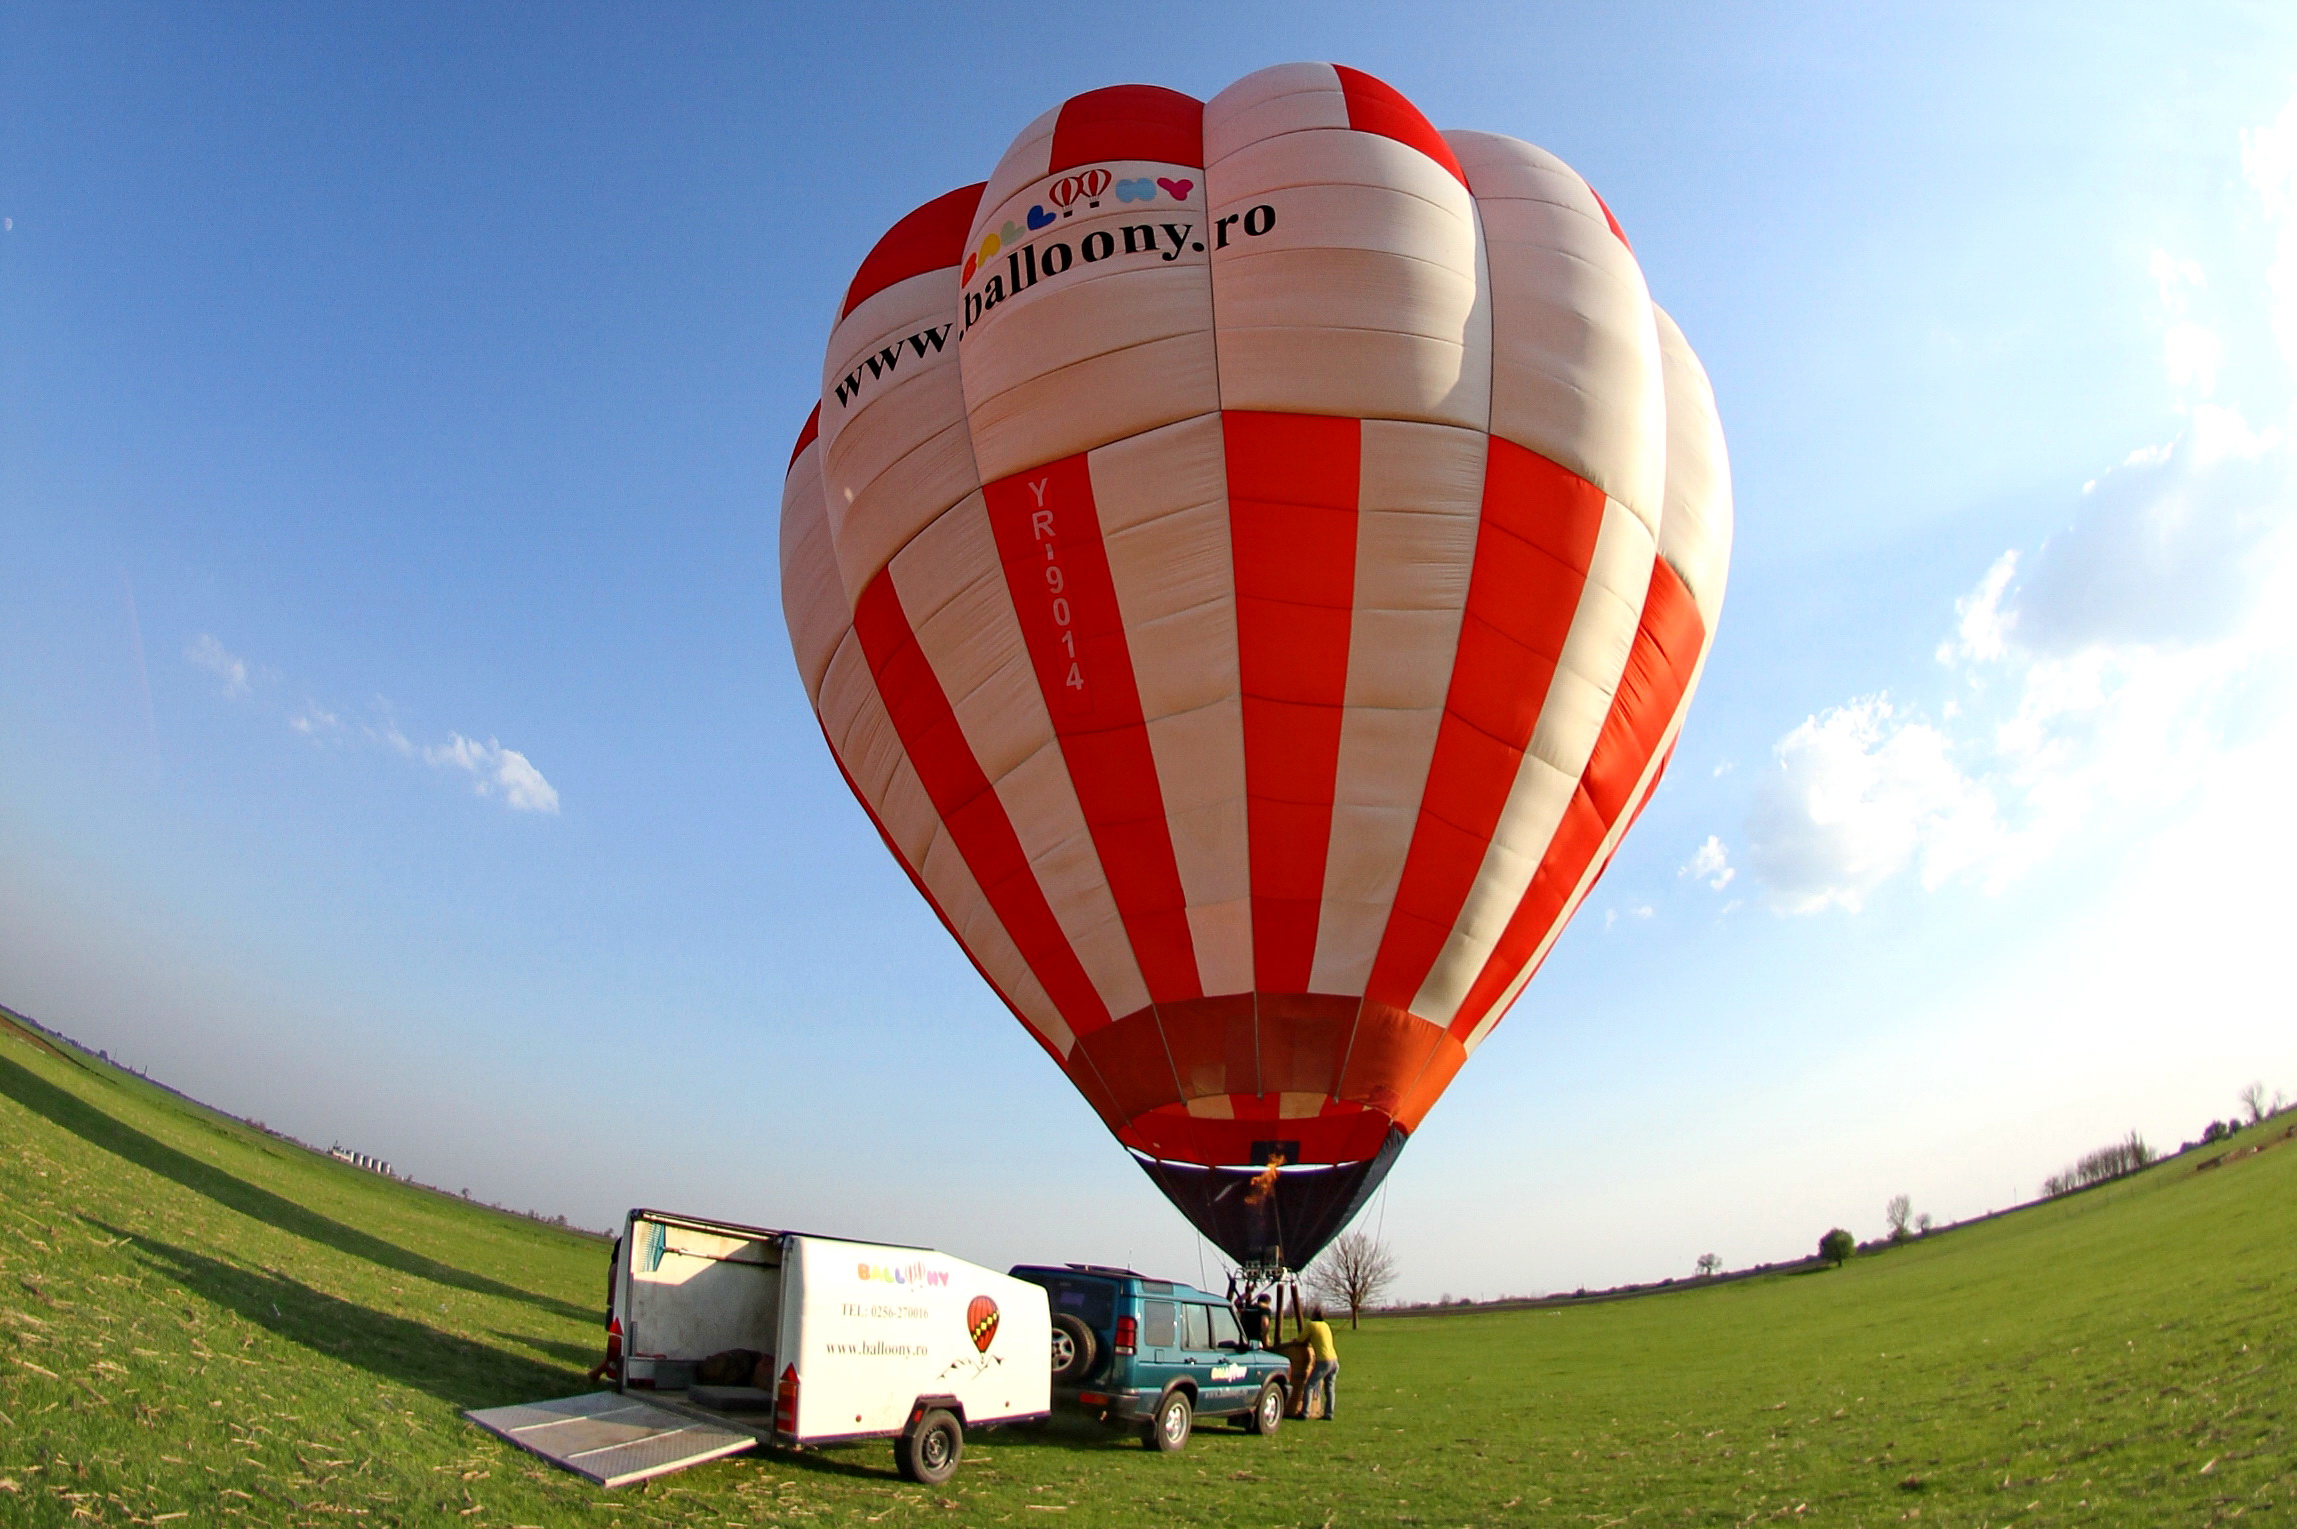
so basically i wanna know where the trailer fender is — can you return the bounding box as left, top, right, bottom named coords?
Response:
left=905, top=1395, right=966, bottom=1431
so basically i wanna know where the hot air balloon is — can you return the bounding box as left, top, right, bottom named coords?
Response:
left=781, top=64, right=1731, bottom=1271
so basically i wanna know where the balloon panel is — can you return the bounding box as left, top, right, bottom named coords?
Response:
left=782, top=64, right=1731, bottom=1267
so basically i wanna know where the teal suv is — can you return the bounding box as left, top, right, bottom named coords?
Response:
left=1008, top=1264, right=1292, bottom=1451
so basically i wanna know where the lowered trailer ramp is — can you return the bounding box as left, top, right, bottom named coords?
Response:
left=464, top=1391, right=759, bottom=1489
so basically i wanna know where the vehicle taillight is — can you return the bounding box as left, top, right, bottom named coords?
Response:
left=773, top=1363, right=800, bottom=1435
left=1114, top=1315, right=1136, bottom=1355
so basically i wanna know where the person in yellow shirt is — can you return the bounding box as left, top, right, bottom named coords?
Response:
left=1303, top=1306, right=1339, bottom=1420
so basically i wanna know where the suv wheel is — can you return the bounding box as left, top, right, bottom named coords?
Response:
left=1244, top=1378, right=1284, bottom=1435
left=1144, top=1388, right=1192, bottom=1452
left=1050, top=1315, right=1097, bottom=1382
left=895, top=1409, right=963, bottom=1485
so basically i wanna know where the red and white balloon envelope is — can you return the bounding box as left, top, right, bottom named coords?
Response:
left=782, top=65, right=1732, bottom=1270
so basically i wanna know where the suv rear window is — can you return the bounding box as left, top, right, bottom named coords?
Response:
left=1142, top=1300, right=1176, bottom=1348
left=1038, top=1277, right=1115, bottom=1329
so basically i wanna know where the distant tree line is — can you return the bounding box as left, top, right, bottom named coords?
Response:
left=1334, top=1081, right=2286, bottom=1312
left=2040, top=1131, right=2156, bottom=1198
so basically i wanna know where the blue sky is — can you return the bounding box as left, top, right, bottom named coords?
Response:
left=5, top=3, right=2294, bottom=1299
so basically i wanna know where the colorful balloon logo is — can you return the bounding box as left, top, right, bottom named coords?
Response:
left=966, top=1295, right=1001, bottom=1353
left=1048, top=168, right=1113, bottom=208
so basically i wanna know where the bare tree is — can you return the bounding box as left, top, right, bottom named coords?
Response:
left=1694, top=1253, right=1721, bottom=1278
left=1914, top=1212, right=1933, bottom=1235
left=1303, top=1230, right=1397, bottom=1328
left=1885, top=1194, right=1913, bottom=1242
left=2238, top=1080, right=2270, bottom=1126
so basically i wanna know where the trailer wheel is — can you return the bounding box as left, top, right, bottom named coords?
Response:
left=1244, top=1378, right=1284, bottom=1435
left=896, top=1409, right=964, bottom=1485
left=1143, top=1388, right=1192, bottom=1452
left=1049, top=1315, right=1097, bottom=1382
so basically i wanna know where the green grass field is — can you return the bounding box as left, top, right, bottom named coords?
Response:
left=1, top=1015, right=2289, bottom=1526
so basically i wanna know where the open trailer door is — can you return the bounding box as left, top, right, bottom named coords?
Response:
left=463, top=1210, right=785, bottom=1488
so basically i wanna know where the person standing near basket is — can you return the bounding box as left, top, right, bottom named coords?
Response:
left=1303, top=1305, right=1340, bottom=1419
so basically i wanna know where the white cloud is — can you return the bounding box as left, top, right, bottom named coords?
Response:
left=1750, top=90, right=2297, bottom=915
left=1748, top=697, right=2003, bottom=913
left=422, top=733, right=561, bottom=814
left=365, top=713, right=416, bottom=757
left=2002, top=417, right=2285, bottom=657
left=186, top=634, right=250, bottom=697
left=2241, top=92, right=2297, bottom=381
left=179, top=643, right=557, bottom=815
left=1680, top=834, right=1736, bottom=891
left=2152, top=250, right=2222, bottom=400
left=1756, top=429, right=2290, bottom=915
left=289, top=703, right=340, bottom=738
left=1938, top=550, right=2017, bottom=666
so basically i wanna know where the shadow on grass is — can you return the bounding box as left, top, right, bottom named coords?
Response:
left=748, top=1431, right=1124, bottom=1485
left=991, top=1414, right=1274, bottom=1454
left=0, top=1051, right=591, bottom=1323
left=492, top=1331, right=604, bottom=1369
left=675, top=1416, right=1173, bottom=1488
left=775, top=1413, right=1269, bottom=1482
left=101, top=1222, right=582, bottom=1408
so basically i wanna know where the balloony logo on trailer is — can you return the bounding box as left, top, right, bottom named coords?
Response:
left=855, top=1259, right=951, bottom=1287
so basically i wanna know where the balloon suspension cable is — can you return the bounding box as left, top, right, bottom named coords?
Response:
left=1227, top=1259, right=1303, bottom=1343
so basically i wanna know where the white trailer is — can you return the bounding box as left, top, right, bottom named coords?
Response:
left=467, top=1209, right=1051, bottom=1488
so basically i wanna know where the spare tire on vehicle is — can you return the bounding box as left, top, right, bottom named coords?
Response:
left=1050, top=1315, right=1098, bottom=1382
